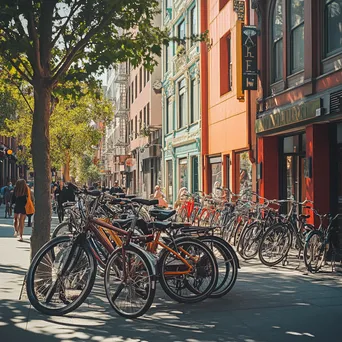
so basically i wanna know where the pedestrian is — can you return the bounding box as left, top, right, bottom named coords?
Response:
left=27, top=184, right=35, bottom=227
left=110, top=180, right=124, bottom=195
left=153, top=185, right=168, bottom=208
left=55, top=180, right=67, bottom=223
left=4, top=186, right=13, bottom=218
left=11, top=179, right=32, bottom=241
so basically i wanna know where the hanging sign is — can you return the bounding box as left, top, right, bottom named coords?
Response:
left=242, top=26, right=258, bottom=90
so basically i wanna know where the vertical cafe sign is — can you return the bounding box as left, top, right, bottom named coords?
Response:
left=242, top=26, right=258, bottom=90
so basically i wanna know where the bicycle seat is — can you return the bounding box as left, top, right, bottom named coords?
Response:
left=85, top=190, right=102, bottom=197
left=149, top=208, right=176, bottom=221
left=112, top=193, right=126, bottom=198
left=170, top=222, right=191, bottom=229
left=112, top=217, right=133, bottom=229
left=147, top=221, right=171, bottom=231
left=125, top=194, right=137, bottom=199
left=133, top=198, right=159, bottom=206
left=299, top=214, right=310, bottom=219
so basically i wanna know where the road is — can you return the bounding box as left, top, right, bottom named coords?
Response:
left=0, top=205, right=341, bottom=342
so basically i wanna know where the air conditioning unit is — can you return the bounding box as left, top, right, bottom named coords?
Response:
left=315, top=107, right=324, bottom=116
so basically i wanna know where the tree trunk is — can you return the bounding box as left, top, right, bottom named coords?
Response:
left=62, top=150, right=71, bottom=182
left=30, top=82, right=52, bottom=259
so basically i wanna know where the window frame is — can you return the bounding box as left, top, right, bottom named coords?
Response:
left=220, top=32, right=232, bottom=95
left=178, top=79, right=186, bottom=129
left=289, top=0, right=305, bottom=74
left=271, top=0, right=284, bottom=82
left=190, top=78, right=196, bottom=124
left=190, top=6, right=197, bottom=45
left=324, top=0, right=342, bottom=57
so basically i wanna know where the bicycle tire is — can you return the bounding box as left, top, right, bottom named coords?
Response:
left=237, top=222, right=262, bottom=260
left=258, top=223, right=292, bottom=267
left=198, top=236, right=238, bottom=298
left=26, top=235, right=97, bottom=316
left=51, top=221, right=72, bottom=238
left=304, top=231, right=326, bottom=273
left=104, top=245, right=156, bottom=318
left=158, top=237, right=218, bottom=303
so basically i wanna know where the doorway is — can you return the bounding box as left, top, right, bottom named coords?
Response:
left=281, top=133, right=306, bottom=212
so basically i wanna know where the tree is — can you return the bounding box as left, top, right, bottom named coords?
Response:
left=77, top=154, right=101, bottom=186
left=1, top=83, right=114, bottom=180
left=0, top=0, right=169, bottom=257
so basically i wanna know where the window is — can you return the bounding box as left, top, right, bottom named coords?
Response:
left=139, top=67, right=143, bottom=92
left=179, top=158, right=188, bottom=189
left=126, top=89, right=129, bottom=109
left=324, top=0, right=342, bottom=56
left=290, top=0, right=304, bottom=73
left=178, top=19, right=186, bottom=46
left=190, top=78, right=197, bottom=123
left=272, top=0, right=283, bottom=81
left=178, top=79, right=187, bottom=128
left=135, top=75, right=138, bottom=98
left=209, top=156, right=222, bottom=194
left=130, top=120, right=133, bottom=140
left=166, top=43, right=170, bottom=72
left=220, top=32, right=231, bottom=95
left=139, top=110, right=142, bottom=131
left=135, top=116, right=137, bottom=139
left=147, top=102, right=150, bottom=125
left=236, top=152, right=252, bottom=197
left=144, top=106, right=147, bottom=126
left=146, top=70, right=150, bottom=83
left=219, top=0, right=229, bottom=11
left=192, top=156, right=199, bottom=193
left=190, top=7, right=197, bottom=45
left=131, top=82, right=134, bottom=103
left=166, top=97, right=173, bottom=133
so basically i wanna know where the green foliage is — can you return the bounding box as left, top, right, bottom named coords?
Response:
left=77, top=154, right=101, bottom=185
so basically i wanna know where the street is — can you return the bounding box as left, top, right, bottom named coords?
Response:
left=0, top=206, right=341, bottom=342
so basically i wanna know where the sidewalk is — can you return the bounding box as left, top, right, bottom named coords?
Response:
left=0, top=205, right=342, bottom=341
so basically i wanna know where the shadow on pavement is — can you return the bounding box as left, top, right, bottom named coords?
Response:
left=1, top=270, right=337, bottom=342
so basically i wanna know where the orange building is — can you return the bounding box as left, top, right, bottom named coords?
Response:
left=201, top=0, right=256, bottom=195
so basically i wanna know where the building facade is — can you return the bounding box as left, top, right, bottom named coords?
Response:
left=162, top=0, right=201, bottom=204
left=102, top=62, right=130, bottom=188
left=201, top=0, right=256, bottom=196
left=253, top=0, right=342, bottom=225
left=126, top=59, right=163, bottom=197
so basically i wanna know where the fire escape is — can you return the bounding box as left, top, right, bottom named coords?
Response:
left=112, top=63, right=129, bottom=172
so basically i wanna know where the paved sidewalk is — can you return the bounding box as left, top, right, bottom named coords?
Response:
left=0, top=205, right=342, bottom=342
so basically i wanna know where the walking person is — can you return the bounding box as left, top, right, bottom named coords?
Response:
left=11, top=179, right=32, bottom=241
left=4, top=186, right=13, bottom=218
left=27, top=184, right=35, bottom=227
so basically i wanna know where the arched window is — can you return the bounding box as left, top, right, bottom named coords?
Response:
left=290, top=0, right=304, bottom=72
left=325, top=0, right=342, bottom=56
left=272, top=0, right=283, bottom=82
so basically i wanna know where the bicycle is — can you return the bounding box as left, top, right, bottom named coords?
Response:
left=304, top=213, right=342, bottom=273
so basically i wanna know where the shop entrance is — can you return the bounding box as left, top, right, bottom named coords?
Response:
left=280, top=133, right=306, bottom=212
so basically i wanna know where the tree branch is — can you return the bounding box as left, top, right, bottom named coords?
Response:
left=52, top=7, right=117, bottom=85
left=2, top=66, right=34, bottom=114
left=2, top=53, right=33, bottom=85
left=51, top=1, right=83, bottom=48
left=26, top=6, right=43, bottom=76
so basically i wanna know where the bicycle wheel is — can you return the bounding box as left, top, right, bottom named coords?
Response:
left=51, top=221, right=72, bottom=238
left=104, top=245, right=156, bottom=318
left=237, top=222, right=262, bottom=260
left=26, top=235, right=96, bottom=316
left=304, top=231, right=326, bottom=273
left=198, top=236, right=238, bottom=298
left=258, top=224, right=292, bottom=267
left=158, top=237, right=218, bottom=303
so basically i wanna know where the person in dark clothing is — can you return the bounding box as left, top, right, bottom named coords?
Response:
left=12, top=179, right=28, bottom=241
left=55, top=181, right=76, bottom=222
left=4, top=186, right=13, bottom=218
left=110, top=181, right=124, bottom=195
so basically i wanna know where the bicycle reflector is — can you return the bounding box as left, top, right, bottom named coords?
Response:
left=6, top=149, right=13, bottom=155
